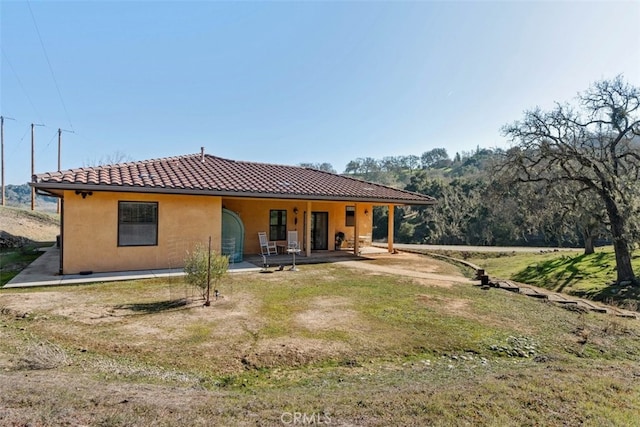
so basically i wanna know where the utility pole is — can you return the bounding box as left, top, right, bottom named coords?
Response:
left=57, top=128, right=61, bottom=214
left=31, top=123, right=44, bottom=211
left=1, top=116, right=5, bottom=206
left=56, top=128, right=74, bottom=214
left=1, top=116, right=15, bottom=206
left=58, top=128, right=62, bottom=172
left=31, top=124, right=35, bottom=211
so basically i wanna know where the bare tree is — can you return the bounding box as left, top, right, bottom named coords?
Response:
left=298, top=162, right=336, bottom=173
left=501, top=75, right=640, bottom=284
left=84, top=150, right=133, bottom=167
left=343, top=159, right=361, bottom=174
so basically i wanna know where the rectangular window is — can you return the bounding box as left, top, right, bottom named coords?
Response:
left=269, top=209, right=287, bottom=241
left=345, top=206, right=355, bottom=227
left=118, top=201, right=158, bottom=246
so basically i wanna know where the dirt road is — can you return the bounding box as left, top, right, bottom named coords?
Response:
left=384, top=243, right=582, bottom=253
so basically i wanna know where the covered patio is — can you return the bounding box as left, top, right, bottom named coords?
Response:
left=244, top=245, right=387, bottom=270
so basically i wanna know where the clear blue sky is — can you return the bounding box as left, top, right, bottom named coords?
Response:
left=1, top=0, right=639, bottom=185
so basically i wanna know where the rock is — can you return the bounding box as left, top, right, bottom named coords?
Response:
left=0, top=231, right=34, bottom=249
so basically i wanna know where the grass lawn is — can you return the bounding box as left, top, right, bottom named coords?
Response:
left=0, top=244, right=52, bottom=286
left=1, top=253, right=639, bottom=426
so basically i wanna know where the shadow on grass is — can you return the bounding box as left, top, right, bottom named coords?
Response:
left=114, top=298, right=191, bottom=314
left=512, top=251, right=640, bottom=311
left=513, top=254, right=583, bottom=291
left=574, top=282, right=640, bottom=310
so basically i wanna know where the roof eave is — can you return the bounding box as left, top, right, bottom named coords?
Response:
left=31, top=182, right=436, bottom=206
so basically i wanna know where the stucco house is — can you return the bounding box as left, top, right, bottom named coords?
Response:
left=31, top=150, right=435, bottom=274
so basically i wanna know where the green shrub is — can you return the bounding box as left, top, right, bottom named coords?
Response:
left=183, top=243, right=229, bottom=302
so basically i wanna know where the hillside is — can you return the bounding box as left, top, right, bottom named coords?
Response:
left=3, top=183, right=59, bottom=212
left=0, top=206, right=60, bottom=247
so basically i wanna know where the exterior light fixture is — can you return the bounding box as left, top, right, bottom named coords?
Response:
left=75, top=190, right=93, bottom=199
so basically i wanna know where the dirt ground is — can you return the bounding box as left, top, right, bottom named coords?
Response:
left=340, top=257, right=473, bottom=286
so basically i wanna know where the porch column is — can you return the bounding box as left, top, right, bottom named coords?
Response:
left=387, top=204, right=394, bottom=253
left=305, top=201, right=312, bottom=257
left=59, top=196, right=65, bottom=274
left=354, top=203, right=361, bottom=255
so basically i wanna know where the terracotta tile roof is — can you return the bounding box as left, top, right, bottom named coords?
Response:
left=33, top=153, right=435, bottom=205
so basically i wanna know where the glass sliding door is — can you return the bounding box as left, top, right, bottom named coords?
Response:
left=311, top=212, right=329, bottom=250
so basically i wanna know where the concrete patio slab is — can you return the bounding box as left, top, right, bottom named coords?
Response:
left=3, top=246, right=261, bottom=289
left=4, top=246, right=388, bottom=289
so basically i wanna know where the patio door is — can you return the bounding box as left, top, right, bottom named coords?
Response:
left=221, top=208, right=244, bottom=262
left=311, top=212, right=328, bottom=250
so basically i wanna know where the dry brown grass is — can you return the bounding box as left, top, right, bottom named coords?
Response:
left=0, top=205, right=59, bottom=243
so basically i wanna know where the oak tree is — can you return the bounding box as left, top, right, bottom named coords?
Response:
left=501, top=76, right=640, bottom=284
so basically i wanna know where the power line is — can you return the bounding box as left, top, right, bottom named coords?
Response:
left=1, top=49, right=45, bottom=124
left=42, top=129, right=58, bottom=151
left=1, top=116, right=16, bottom=206
left=8, top=125, right=33, bottom=156
left=26, top=0, right=74, bottom=131
left=30, top=123, right=45, bottom=210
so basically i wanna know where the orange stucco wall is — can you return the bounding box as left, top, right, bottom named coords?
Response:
left=62, top=190, right=221, bottom=274
left=334, top=203, right=373, bottom=248
left=60, top=190, right=373, bottom=273
left=222, top=198, right=372, bottom=253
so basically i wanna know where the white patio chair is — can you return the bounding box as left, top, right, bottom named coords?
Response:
left=287, top=230, right=301, bottom=271
left=258, top=232, right=277, bottom=256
